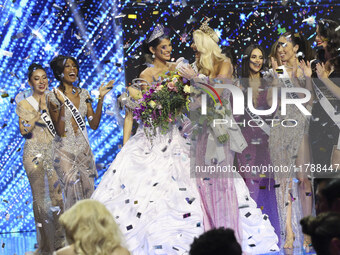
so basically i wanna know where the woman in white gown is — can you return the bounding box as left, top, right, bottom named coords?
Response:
left=91, top=25, right=204, bottom=255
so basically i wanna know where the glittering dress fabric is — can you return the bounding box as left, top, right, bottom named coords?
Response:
left=92, top=125, right=204, bottom=255
left=268, top=71, right=309, bottom=248
left=48, top=90, right=96, bottom=210
left=16, top=100, right=64, bottom=254
left=235, top=84, right=281, bottom=243
left=309, top=72, right=340, bottom=168
left=194, top=89, right=279, bottom=254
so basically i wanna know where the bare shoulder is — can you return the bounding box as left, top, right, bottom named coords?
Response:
left=55, top=245, right=76, bottom=255
left=140, top=67, right=153, bottom=78
left=216, top=60, right=233, bottom=78
left=140, top=68, right=156, bottom=84
left=220, top=60, right=232, bottom=69
left=112, top=246, right=130, bottom=255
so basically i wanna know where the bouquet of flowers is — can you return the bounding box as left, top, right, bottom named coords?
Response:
left=133, top=71, right=191, bottom=138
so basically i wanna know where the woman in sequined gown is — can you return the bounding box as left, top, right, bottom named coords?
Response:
left=309, top=19, right=340, bottom=172
left=16, top=63, right=64, bottom=254
left=269, top=32, right=314, bottom=250
left=236, top=44, right=280, bottom=240
left=179, top=23, right=279, bottom=254
left=48, top=55, right=113, bottom=210
left=92, top=25, right=205, bottom=255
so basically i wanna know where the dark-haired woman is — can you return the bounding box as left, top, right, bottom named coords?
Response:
left=16, top=63, right=64, bottom=254
left=123, top=25, right=176, bottom=144
left=92, top=24, right=204, bottom=254
left=236, top=44, right=281, bottom=240
left=309, top=19, right=340, bottom=172
left=269, top=32, right=314, bottom=250
left=300, top=212, right=340, bottom=255
left=47, top=55, right=113, bottom=210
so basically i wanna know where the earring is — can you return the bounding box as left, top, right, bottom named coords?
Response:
left=152, top=54, right=155, bottom=58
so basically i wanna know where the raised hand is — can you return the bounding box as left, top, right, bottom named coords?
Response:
left=299, top=60, right=312, bottom=78
left=178, top=65, right=197, bottom=80
left=53, top=88, right=65, bottom=104
left=99, top=80, right=114, bottom=98
left=316, top=62, right=328, bottom=79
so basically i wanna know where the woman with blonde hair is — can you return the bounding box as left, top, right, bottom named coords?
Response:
left=55, top=199, right=130, bottom=255
left=179, top=19, right=279, bottom=254
left=190, top=29, right=233, bottom=78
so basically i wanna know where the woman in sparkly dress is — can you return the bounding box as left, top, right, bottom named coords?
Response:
left=269, top=32, right=314, bottom=250
left=16, top=63, right=64, bottom=254
left=48, top=55, right=113, bottom=210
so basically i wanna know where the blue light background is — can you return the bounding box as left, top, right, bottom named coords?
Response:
left=0, top=0, right=339, bottom=233
left=0, top=0, right=126, bottom=233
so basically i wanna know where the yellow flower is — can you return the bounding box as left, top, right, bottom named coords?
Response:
left=183, top=85, right=191, bottom=94
left=149, top=100, right=156, bottom=108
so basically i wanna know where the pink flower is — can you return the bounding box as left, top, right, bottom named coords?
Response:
left=156, top=85, right=163, bottom=91
left=167, top=82, right=178, bottom=92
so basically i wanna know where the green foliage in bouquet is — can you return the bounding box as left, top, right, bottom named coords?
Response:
left=133, top=71, right=191, bottom=138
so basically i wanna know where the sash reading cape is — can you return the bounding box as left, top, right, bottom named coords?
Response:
left=312, top=80, right=340, bottom=150
left=57, top=89, right=90, bottom=145
left=26, top=96, right=56, bottom=137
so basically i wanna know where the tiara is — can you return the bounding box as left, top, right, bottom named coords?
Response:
left=147, top=24, right=165, bottom=43
left=198, top=17, right=216, bottom=39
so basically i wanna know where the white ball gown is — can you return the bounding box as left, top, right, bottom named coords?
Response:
left=91, top=125, right=204, bottom=255
left=92, top=88, right=279, bottom=254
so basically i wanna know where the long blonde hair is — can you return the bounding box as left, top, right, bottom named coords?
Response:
left=59, top=199, right=123, bottom=255
left=193, top=29, right=227, bottom=77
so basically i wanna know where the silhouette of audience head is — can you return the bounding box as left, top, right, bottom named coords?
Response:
left=189, top=227, right=242, bottom=255
left=315, top=178, right=340, bottom=215
left=301, top=212, right=340, bottom=255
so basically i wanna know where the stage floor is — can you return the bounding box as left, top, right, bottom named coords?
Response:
left=0, top=231, right=316, bottom=255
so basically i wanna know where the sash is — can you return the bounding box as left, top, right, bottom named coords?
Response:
left=313, top=80, right=340, bottom=149
left=245, top=106, right=271, bottom=136
left=26, top=96, right=56, bottom=137
left=277, top=66, right=300, bottom=99
left=57, top=90, right=90, bottom=145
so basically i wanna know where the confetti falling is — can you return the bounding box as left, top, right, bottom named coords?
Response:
left=0, top=0, right=339, bottom=234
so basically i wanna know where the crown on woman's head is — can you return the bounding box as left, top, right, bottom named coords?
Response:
left=198, top=17, right=216, bottom=39
left=147, top=24, right=165, bottom=43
